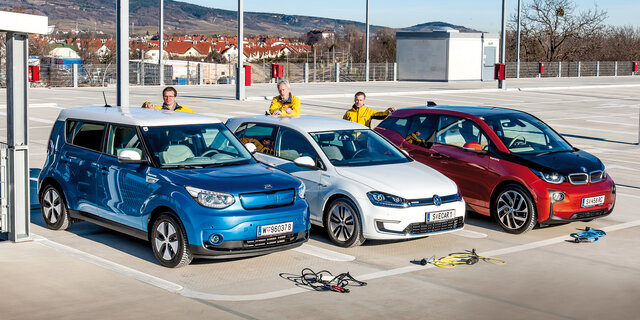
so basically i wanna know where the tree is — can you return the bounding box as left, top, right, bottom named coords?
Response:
left=516, top=0, right=607, bottom=61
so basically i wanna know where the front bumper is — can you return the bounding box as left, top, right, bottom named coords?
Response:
left=533, top=176, right=616, bottom=225
left=359, top=198, right=466, bottom=240
left=189, top=230, right=308, bottom=259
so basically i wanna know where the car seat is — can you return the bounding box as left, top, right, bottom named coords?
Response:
left=159, top=145, right=194, bottom=164
left=321, top=145, right=344, bottom=161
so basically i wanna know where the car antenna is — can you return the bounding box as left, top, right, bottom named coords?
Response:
left=426, top=101, right=437, bottom=107
left=103, top=91, right=113, bottom=108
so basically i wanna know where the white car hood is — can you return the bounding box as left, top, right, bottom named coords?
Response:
left=334, top=161, right=459, bottom=199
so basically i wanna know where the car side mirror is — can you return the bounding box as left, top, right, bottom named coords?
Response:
left=293, top=156, right=317, bottom=169
left=118, top=149, right=145, bottom=164
left=245, top=142, right=257, bottom=154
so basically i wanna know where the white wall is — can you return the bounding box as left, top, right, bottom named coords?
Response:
left=448, top=38, right=482, bottom=81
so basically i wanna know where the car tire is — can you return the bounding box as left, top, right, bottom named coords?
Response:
left=151, top=214, right=193, bottom=268
left=492, top=184, right=537, bottom=234
left=324, top=198, right=365, bottom=248
left=40, top=185, right=72, bottom=230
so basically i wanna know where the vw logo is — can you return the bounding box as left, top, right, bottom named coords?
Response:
left=433, top=195, right=442, bottom=206
left=264, top=184, right=273, bottom=189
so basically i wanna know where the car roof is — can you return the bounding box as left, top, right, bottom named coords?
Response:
left=228, top=115, right=368, bottom=132
left=397, top=105, right=522, bottom=117
left=57, top=107, right=221, bottom=126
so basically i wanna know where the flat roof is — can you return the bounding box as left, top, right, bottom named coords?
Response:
left=56, top=107, right=222, bottom=126
left=228, top=115, right=367, bottom=132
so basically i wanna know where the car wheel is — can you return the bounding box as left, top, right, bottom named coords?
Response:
left=325, top=198, right=365, bottom=247
left=492, top=184, right=537, bottom=234
left=151, top=214, right=193, bottom=268
left=40, top=185, right=72, bottom=230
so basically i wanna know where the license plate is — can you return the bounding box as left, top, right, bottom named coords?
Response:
left=257, top=221, right=293, bottom=237
left=581, top=195, right=605, bottom=208
left=426, top=209, right=455, bottom=222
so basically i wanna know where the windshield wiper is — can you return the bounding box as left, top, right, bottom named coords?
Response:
left=162, top=164, right=204, bottom=169
left=201, top=162, right=244, bottom=168
left=535, top=150, right=571, bottom=156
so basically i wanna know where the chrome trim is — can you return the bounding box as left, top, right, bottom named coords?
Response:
left=567, top=170, right=604, bottom=184
left=589, top=170, right=603, bottom=183
left=408, top=193, right=460, bottom=207
left=568, top=173, right=588, bottom=185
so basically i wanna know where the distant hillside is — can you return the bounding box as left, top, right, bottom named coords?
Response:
left=1, top=0, right=480, bottom=36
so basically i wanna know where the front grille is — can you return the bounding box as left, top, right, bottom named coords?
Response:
left=244, top=233, right=297, bottom=248
left=568, top=173, right=588, bottom=184
left=408, top=193, right=460, bottom=206
left=403, top=216, right=464, bottom=235
left=571, top=209, right=606, bottom=220
left=590, top=170, right=603, bottom=183
left=239, top=188, right=295, bottom=210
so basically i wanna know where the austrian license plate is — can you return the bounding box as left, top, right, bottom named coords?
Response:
left=426, top=209, right=455, bottom=222
left=257, top=221, right=293, bottom=237
left=581, top=195, right=605, bottom=208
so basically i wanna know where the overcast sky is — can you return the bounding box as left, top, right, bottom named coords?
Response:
left=180, top=0, right=637, bottom=33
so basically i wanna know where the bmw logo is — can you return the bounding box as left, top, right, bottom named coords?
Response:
left=433, top=195, right=442, bottom=206
left=580, top=166, right=587, bottom=172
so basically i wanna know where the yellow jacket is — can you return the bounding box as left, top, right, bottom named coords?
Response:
left=343, top=105, right=390, bottom=127
left=154, top=104, right=194, bottom=113
left=269, top=95, right=301, bottom=116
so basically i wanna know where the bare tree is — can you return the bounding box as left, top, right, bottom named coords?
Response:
left=517, top=0, right=607, bottom=61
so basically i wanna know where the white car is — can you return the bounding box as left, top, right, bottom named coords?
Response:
left=226, top=116, right=466, bottom=247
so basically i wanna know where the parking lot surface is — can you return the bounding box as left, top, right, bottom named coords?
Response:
left=1, top=76, right=639, bottom=319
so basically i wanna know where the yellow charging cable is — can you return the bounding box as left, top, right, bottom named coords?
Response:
left=421, top=249, right=506, bottom=268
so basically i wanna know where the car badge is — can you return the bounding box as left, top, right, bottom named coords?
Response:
left=580, top=166, right=587, bottom=172
left=433, top=195, right=442, bottom=206
left=264, top=184, right=273, bottom=189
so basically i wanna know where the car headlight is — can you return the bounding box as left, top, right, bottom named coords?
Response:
left=530, top=168, right=564, bottom=184
left=185, top=186, right=235, bottom=209
left=297, top=183, right=306, bottom=199
left=367, top=191, right=410, bottom=208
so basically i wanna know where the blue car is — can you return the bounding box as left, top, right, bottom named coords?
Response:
left=38, top=107, right=309, bottom=267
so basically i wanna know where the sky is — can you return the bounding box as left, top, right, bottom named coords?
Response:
left=180, top=0, right=638, bottom=33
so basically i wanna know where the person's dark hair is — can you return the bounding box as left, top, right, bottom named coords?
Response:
left=163, top=86, right=177, bottom=97
left=355, top=91, right=366, bottom=99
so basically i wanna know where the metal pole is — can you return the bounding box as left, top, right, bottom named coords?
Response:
left=5, top=32, right=30, bottom=242
left=498, top=0, right=507, bottom=89
left=515, top=0, right=522, bottom=79
left=236, top=0, right=245, bottom=100
left=365, top=0, right=370, bottom=82
left=159, top=0, right=164, bottom=86
left=117, top=0, right=129, bottom=108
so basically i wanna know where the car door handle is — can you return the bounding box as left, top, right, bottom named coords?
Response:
left=100, top=166, right=108, bottom=174
left=431, top=152, right=444, bottom=159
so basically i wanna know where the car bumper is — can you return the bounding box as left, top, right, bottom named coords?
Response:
left=532, top=176, right=616, bottom=225
left=359, top=198, right=466, bottom=240
left=189, top=230, right=308, bottom=259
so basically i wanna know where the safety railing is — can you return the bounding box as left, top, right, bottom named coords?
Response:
left=507, top=61, right=638, bottom=78
left=0, top=142, right=7, bottom=233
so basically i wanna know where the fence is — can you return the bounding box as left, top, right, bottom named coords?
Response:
left=0, top=142, right=7, bottom=234
left=507, top=61, right=637, bottom=78
left=2, top=60, right=636, bottom=88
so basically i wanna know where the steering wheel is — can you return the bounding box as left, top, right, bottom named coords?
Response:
left=352, top=149, right=368, bottom=159
left=202, top=149, right=220, bottom=157
left=508, top=135, right=527, bottom=148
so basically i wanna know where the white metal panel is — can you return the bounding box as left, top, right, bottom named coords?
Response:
left=448, top=38, right=483, bottom=81
left=0, top=11, right=48, bottom=34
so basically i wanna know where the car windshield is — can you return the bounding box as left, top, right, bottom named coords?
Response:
left=310, top=129, right=410, bottom=167
left=143, top=123, right=256, bottom=167
left=482, top=112, right=573, bottom=155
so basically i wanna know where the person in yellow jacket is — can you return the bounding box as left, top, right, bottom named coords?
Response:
left=343, top=92, right=395, bottom=127
left=269, top=80, right=300, bottom=116
left=154, top=86, right=194, bottom=113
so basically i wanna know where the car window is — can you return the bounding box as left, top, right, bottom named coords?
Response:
left=376, top=116, right=410, bottom=137
left=234, top=123, right=277, bottom=155
left=65, top=119, right=80, bottom=144
left=70, top=121, right=105, bottom=152
left=311, top=129, right=410, bottom=167
left=405, top=114, right=437, bottom=147
left=436, top=116, right=489, bottom=150
left=482, top=113, right=573, bottom=154
left=275, top=127, right=319, bottom=161
left=107, top=125, right=146, bottom=158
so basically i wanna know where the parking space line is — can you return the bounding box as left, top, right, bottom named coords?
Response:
left=31, top=218, right=640, bottom=302
left=618, top=193, right=640, bottom=199
left=587, top=120, right=637, bottom=127
left=292, top=243, right=356, bottom=261
left=452, top=229, right=488, bottom=238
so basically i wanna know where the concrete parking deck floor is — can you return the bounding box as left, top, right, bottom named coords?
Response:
left=1, top=77, right=639, bottom=319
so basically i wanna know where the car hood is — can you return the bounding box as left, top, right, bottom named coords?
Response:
left=158, top=163, right=300, bottom=194
left=334, top=161, right=459, bottom=199
left=512, top=150, right=604, bottom=175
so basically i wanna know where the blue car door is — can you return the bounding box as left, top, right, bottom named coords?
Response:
left=95, top=124, right=154, bottom=229
left=62, top=120, right=106, bottom=214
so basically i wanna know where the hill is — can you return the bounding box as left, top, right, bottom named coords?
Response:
left=2, top=0, right=479, bottom=36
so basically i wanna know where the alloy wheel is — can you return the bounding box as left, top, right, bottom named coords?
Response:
left=154, top=221, right=179, bottom=261
left=496, top=190, right=529, bottom=230
left=328, top=203, right=356, bottom=242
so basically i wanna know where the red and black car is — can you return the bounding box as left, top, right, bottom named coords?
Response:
left=374, top=106, right=615, bottom=234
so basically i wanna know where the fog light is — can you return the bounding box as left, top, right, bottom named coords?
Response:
left=550, top=191, right=565, bottom=203
left=209, top=234, right=223, bottom=245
